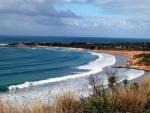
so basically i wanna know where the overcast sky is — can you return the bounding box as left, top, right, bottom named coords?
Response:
left=0, top=0, right=150, bottom=38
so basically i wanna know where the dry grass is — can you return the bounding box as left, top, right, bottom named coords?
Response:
left=1, top=101, right=47, bottom=113
left=0, top=99, right=4, bottom=113
left=51, top=91, right=79, bottom=113
left=116, top=89, right=145, bottom=112
left=115, top=77, right=150, bottom=113
left=0, top=91, right=79, bottom=113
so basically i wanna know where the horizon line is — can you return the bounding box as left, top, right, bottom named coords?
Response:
left=0, top=35, right=150, bottom=40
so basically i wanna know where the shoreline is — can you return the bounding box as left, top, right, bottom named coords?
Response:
left=0, top=45, right=148, bottom=87
left=1, top=44, right=150, bottom=71
left=48, top=46, right=150, bottom=72
left=1, top=46, right=147, bottom=88
left=93, top=50, right=150, bottom=72
left=34, top=46, right=149, bottom=81
left=35, top=46, right=150, bottom=72
left=0, top=46, right=146, bottom=107
left=1, top=48, right=117, bottom=106
left=7, top=48, right=116, bottom=91
left=1, top=42, right=150, bottom=72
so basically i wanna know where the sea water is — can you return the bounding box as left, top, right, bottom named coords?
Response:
left=0, top=48, right=98, bottom=91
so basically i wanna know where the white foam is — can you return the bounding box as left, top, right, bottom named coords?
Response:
left=118, top=69, right=145, bottom=81
left=8, top=52, right=116, bottom=90
left=0, top=43, right=7, bottom=46
left=31, top=48, right=36, bottom=49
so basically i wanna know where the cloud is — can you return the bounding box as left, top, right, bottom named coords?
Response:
left=0, top=0, right=77, bottom=18
left=0, top=0, right=150, bottom=38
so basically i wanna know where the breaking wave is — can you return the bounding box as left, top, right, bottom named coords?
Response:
left=8, top=52, right=116, bottom=90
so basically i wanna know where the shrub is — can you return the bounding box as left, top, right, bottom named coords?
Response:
left=79, top=75, right=119, bottom=113
left=105, top=69, right=118, bottom=92
left=79, top=95, right=118, bottom=113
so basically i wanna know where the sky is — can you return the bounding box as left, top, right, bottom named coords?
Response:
left=0, top=0, right=150, bottom=38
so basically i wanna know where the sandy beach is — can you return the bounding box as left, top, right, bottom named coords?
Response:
left=92, top=50, right=150, bottom=71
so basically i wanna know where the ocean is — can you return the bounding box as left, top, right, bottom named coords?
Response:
left=0, top=36, right=150, bottom=43
left=0, top=48, right=98, bottom=91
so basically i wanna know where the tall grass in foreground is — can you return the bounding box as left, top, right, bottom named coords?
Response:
left=51, top=91, right=79, bottom=113
left=0, top=99, right=4, bottom=113
left=0, top=91, right=79, bottom=113
left=116, top=77, right=150, bottom=113
left=1, top=76, right=150, bottom=113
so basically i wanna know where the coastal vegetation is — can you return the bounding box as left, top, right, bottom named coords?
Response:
left=6, top=42, right=150, bottom=51
left=1, top=75, right=150, bottom=113
left=134, top=53, right=150, bottom=66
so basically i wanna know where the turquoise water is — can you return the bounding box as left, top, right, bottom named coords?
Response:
left=0, top=48, right=98, bottom=91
